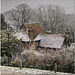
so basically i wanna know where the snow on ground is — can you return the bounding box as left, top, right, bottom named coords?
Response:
left=0, top=66, right=74, bottom=75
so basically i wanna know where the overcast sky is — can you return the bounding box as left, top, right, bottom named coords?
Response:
left=1, top=0, right=75, bottom=14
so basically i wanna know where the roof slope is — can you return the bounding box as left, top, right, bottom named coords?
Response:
left=34, top=34, right=41, bottom=41
left=39, top=34, right=65, bottom=49
left=24, top=23, right=44, bottom=39
left=24, top=23, right=44, bottom=34
left=13, top=30, right=30, bottom=42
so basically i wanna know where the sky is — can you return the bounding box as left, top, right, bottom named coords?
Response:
left=1, top=0, right=75, bottom=14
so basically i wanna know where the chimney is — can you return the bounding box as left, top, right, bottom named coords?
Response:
left=46, top=29, right=52, bottom=34
left=65, top=29, right=70, bottom=35
left=26, top=28, right=28, bottom=34
left=65, top=29, right=70, bottom=47
left=28, top=25, right=34, bottom=41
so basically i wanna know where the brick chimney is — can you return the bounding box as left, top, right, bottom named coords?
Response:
left=65, top=29, right=70, bottom=47
left=26, top=28, right=28, bottom=34
left=28, top=25, right=34, bottom=41
left=46, top=29, right=52, bottom=34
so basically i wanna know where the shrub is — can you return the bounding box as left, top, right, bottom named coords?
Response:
left=11, top=60, right=20, bottom=67
left=21, top=50, right=74, bottom=73
left=22, top=61, right=30, bottom=68
left=1, top=56, right=8, bottom=65
left=63, top=62, right=74, bottom=73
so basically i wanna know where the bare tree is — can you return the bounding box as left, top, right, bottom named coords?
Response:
left=36, top=5, right=69, bottom=33
left=35, top=5, right=49, bottom=30
left=8, top=3, right=31, bottom=28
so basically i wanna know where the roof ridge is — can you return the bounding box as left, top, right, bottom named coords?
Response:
left=24, top=22, right=40, bottom=25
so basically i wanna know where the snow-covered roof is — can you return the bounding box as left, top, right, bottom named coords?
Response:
left=34, top=34, right=41, bottom=41
left=13, top=31, right=30, bottom=42
left=39, top=34, right=65, bottom=49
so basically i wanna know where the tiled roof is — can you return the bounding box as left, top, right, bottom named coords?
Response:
left=24, top=23, right=44, bottom=39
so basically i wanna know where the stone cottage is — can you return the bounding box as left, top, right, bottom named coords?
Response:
left=13, top=23, right=69, bottom=50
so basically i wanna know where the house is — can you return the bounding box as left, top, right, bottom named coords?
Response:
left=13, top=23, right=68, bottom=51
left=13, top=23, right=44, bottom=49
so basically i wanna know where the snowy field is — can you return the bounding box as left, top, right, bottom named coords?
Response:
left=0, top=66, right=74, bottom=75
